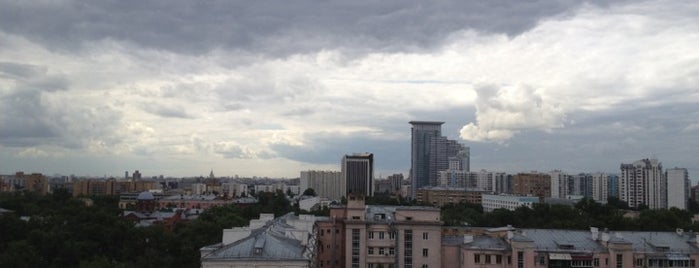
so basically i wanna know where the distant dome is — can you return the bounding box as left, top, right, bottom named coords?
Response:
left=137, top=191, right=155, bottom=200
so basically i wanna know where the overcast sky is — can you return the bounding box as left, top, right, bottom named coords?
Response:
left=1, top=0, right=698, bottom=179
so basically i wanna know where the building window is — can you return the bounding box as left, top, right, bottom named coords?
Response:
left=379, top=248, right=385, bottom=255
left=422, top=232, right=429, bottom=240
left=517, top=251, right=524, bottom=268
left=616, top=254, right=622, bottom=268
left=636, top=258, right=643, bottom=266
left=351, top=229, right=360, bottom=268
left=422, top=248, right=428, bottom=257
left=389, top=231, right=396, bottom=239
left=389, top=247, right=395, bottom=256
left=496, top=255, right=502, bottom=264
left=369, top=232, right=374, bottom=239
left=379, top=231, right=385, bottom=240
left=486, top=255, right=491, bottom=264
left=421, top=265, right=428, bottom=268
left=404, top=230, right=413, bottom=268
left=594, top=258, right=599, bottom=267
left=368, top=247, right=374, bottom=255
left=475, top=254, right=481, bottom=264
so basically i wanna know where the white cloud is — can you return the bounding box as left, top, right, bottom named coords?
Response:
left=459, top=84, right=565, bottom=142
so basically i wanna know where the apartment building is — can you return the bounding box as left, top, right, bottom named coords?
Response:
left=442, top=227, right=699, bottom=268
left=316, top=195, right=442, bottom=268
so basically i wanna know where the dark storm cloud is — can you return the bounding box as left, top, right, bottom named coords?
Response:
left=0, top=0, right=619, bottom=56
left=271, top=133, right=409, bottom=171
left=0, top=62, right=47, bottom=79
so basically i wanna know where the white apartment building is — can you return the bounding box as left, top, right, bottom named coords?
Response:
left=481, top=194, right=540, bottom=212
left=591, top=172, right=609, bottom=203
left=620, top=158, right=666, bottom=209
left=548, top=170, right=569, bottom=199
left=299, top=170, right=343, bottom=200
left=667, top=168, right=689, bottom=210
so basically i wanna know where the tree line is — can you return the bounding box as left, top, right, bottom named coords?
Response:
left=0, top=189, right=291, bottom=268
left=441, top=197, right=698, bottom=231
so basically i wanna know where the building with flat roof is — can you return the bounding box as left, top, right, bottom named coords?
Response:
left=343, top=153, right=374, bottom=197
left=481, top=194, right=540, bottom=212
left=410, top=121, right=444, bottom=198
left=415, top=187, right=485, bottom=207
left=667, top=167, right=690, bottom=210
left=620, top=158, right=666, bottom=209
left=513, top=173, right=551, bottom=200
left=300, top=170, right=343, bottom=201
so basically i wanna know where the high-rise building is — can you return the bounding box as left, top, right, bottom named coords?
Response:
left=666, top=168, right=689, bottom=210
left=410, top=121, right=443, bottom=198
left=512, top=173, right=551, bottom=200
left=620, top=158, right=666, bottom=209
left=342, top=153, right=374, bottom=197
left=591, top=173, right=610, bottom=203
left=409, top=121, right=469, bottom=198
left=548, top=170, right=569, bottom=199
left=300, top=170, right=343, bottom=201
left=608, top=174, right=619, bottom=198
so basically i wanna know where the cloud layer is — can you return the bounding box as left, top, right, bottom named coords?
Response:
left=0, top=0, right=698, bottom=177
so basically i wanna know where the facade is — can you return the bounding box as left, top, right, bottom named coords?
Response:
left=620, top=158, right=666, bottom=209
left=72, top=178, right=156, bottom=197
left=591, top=173, right=610, bottom=203
left=410, top=121, right=444, bottom=198
left=254, top=183, right=301, bottom=196
left=481, top=194, right=540, bottom=212
left=667, top=168, right=689, bottom=210
left=342, top=153, right=374, bottom=197
left=0, top=172, right=49, bottom=194
left=300, top=170, right=344, bottom=200
left=512, top=173, right=551, bottom=200
left=374, top=174, right=404, bottom=197
left=416, top=187, right=484, bottom=207
left=201, top=213, right=324, bottom=268
left=221, top=182, right=248, bottom=198
left=316, top=195, right=442, bottom=268
left=549, top=170, right=568, bottom=199
left=442, top=227, right=699, bottom=268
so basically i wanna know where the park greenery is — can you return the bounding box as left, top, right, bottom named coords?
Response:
left=0, top=189, right=291, bottom=268
left=1, top=189, right=698, bottom=267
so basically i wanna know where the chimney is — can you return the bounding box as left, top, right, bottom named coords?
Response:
left=463, top=235, right=474, bottom=244
left=590, top=227, right=599, bottom=241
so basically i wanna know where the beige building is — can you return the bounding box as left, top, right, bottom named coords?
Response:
left=415, top=187, right=484, bottom=206
left=513, top=173, right=551, bottom=200
left=316, top=195, right=442, bottom=268
left=442, top=227, right=699, bottom=268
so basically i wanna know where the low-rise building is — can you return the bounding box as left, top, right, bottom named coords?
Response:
left=200, top=213, right=325, bottom=268
left=442, top=227, right=699, bottom=268
left=415, top=187, right=485, bottom=206
left=481, top=194, right=540, bottom=212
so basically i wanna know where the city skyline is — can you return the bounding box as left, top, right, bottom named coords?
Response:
left=1, top=1, right=698, bottom=179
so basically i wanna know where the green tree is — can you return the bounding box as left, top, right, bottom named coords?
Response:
left=302, top=188, right=317, bottom=196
